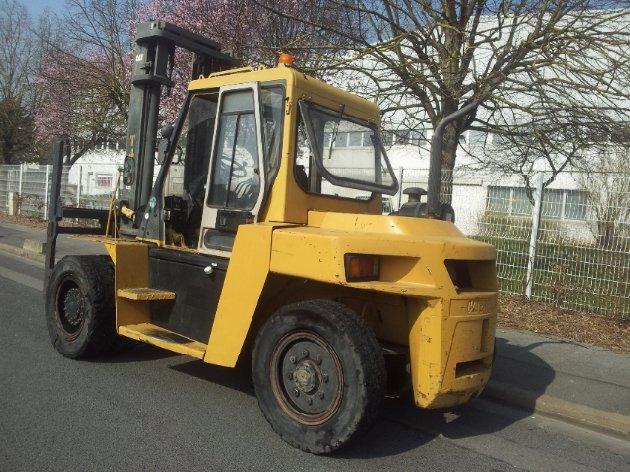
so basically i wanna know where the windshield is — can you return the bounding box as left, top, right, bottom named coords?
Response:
left=297, top=101, right=398, bottom=196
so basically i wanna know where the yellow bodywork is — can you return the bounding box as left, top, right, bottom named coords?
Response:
left=104, top=63, right=498, bottom=410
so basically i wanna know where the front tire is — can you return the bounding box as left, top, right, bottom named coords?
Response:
left=252, top=300, right=386, bottom=454
left=45, top=255, right=118, bottom=358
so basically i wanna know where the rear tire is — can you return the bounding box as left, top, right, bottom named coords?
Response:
left=252, top=299, right=386, bottom=454
left=45, top=255, right=119, bottom=358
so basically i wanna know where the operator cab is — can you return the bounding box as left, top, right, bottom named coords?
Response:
left=144, top=66, right=399, bottom=256
left=153, top=83, right=284, bottom=252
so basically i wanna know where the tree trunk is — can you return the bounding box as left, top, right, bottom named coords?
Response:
left=1, top=137, right=15, bottom=165
left=439, top=123, right=459, bottom=204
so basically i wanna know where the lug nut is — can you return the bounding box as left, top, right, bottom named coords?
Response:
left=302, top=349, right=309, bottom=358
left=294, top=389, right=300, bottom=397
left=288, top=372, right=293, bottom=380
left=322, top=373, right=329, bottom=383
left=315, top=355, right=322, bottom=365
left=289, top=355, right=297, bottom=364
left=319, top=391, right=325, bottom=399
left=307, top=397, right=313, bottom=406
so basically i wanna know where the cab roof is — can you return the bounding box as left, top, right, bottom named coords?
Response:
left=188, top=65, right=380, bottom=124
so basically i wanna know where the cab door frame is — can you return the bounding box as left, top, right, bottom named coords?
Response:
left=197, top=82, right=267, bottom=257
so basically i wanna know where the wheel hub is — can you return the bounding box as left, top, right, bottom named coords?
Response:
left=272, top=331, right=344, bottom=425
left=292, top=361, right=320, bottom=394
left=55, top=279, right=85, bottom=339
left=63, top=288, right=84, bottom=326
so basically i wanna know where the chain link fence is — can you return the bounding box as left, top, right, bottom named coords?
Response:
left=0, top=163, right=627, bottom=319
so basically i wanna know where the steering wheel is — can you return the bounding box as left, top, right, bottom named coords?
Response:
left=233, top=180, right=257, bottom=208
left=220, top=156, right=248, bottom=178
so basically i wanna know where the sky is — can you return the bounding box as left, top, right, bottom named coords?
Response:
left=25, top=0, right=67, bottom=18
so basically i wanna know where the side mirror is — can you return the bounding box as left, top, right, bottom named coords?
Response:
left=157, top=124, right=174, bottom=165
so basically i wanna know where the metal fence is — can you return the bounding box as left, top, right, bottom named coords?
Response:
left=395, top=168, right=629, bottom=319
left=0, top=163, right=117, bottom=218
left=0, top=163, right=627, bottom=319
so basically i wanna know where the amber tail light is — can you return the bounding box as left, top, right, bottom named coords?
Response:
left=344, top=254, right=380, bottom=282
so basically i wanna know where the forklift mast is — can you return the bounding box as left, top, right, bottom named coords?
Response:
left=45, top=21, right=237, bottom=279
left=120, top=21, right=237, bottom=234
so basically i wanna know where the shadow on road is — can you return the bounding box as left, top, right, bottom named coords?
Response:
left=91, top=342, right=177, bottom=363
left=170, top=359, right=255, bottom=395
left=340, top=334, right=557, bottom=459
left=113, top=333, right=556, bottom=458
left=491, top=335, right=564, bottom=397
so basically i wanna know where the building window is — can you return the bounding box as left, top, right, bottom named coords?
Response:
left=382, top=131, right=394, bottom=147
left=510, top=187, right=532, bottom=216
left=95, top=173, right=113, bottom=188
left=394, top=130, right=410, bottom=145
left=348, top=131, right=363, bottom=147
left=380, top=129, right=430, bottom=146
left=565, top=190, right=588, bottom=220
left=486, top=186, right=588, bottom=220
left=542, top=189, right=563, bottom=218
left=492, top=133, right=509, bottom=145
left=333, top=131, right=349, bottom=148
left=486, top=186, right=511, bottom=213
left=361, top=131, right=373, bottom=146
left=611, top=123, right=630, bottom=144
left=468, top=130, right=488, bottom=145
left=580, top=123, right=629, bottom=144
left=410, top=130, right=427, bottom=145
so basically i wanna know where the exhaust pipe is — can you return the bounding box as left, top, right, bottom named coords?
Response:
left=427, top=101, right=478, bottom=218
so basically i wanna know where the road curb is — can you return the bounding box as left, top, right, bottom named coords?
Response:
left=483, top=380, right=630, bottom=441
left=0, top=242, right=45, bottom=264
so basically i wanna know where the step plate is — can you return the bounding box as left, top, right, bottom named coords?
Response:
left=118, top=323, right=206, bottom=359
left=117, top=287, right=176, bottom=301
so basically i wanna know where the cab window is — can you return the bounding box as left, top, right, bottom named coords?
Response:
left=295, top=101, right=398, bottom=199
left=163, top=92, right=218, bottom=247
left=260, top=85, right=285, bottom=183
left=207, top=90, right=260, bottom=210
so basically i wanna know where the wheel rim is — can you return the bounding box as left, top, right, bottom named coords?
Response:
left=55, top=278, right=86, bottom=340
left=270, top=330, right=343, bottom=425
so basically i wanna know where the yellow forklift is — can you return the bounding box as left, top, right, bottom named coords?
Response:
left=44, top=21, right=498, bottom=454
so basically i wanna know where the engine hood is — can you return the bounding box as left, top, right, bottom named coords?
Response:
left=269, top=211, right=496, bottom=297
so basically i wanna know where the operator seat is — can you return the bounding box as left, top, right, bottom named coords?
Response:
left=391, top=187, right=456, bottom=223
left=395, top=187, right=428, bottom=217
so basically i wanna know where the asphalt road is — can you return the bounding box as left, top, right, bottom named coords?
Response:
left=0, top=250, right=629, bottom=471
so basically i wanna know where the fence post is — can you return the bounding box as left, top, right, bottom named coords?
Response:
left=43, top=165, right=50, bottom=220
left=525, top=173, right=544, bottom=298
left=396, top=167, right=404, bottom=210
left=18, top=163, right=23, bottom=214
left=76, top=165, right=82, bottom=207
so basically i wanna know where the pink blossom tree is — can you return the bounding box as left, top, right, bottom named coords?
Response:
left=143, top=0, right=347, bottom=122
left=35, top=0, right=138, bottom=163
left=35, top=0, right=347, bottom=158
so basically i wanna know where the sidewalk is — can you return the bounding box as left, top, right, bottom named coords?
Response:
left=487, top=328, right=630, bottom=439
left=0, top=220, right=105, bottom=260
left=492, top=328, right=629, bottom=416
left=0, top=219, right=628, bottom=438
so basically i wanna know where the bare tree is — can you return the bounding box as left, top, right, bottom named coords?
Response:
left=576, top=146, right=629, bottom=249
left=256, top=1, right=630, bottom=201
left=35, top=0, right=137, bottom=164
left=0, top=1, right=46, bottom=163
